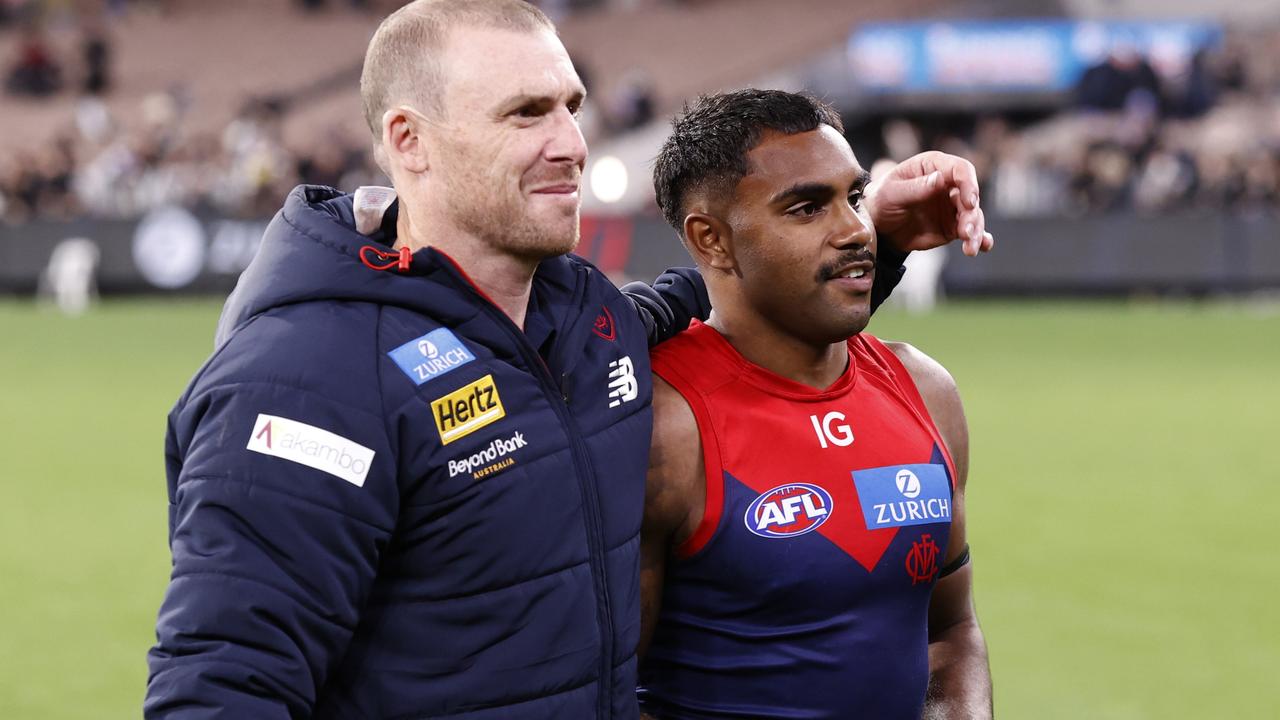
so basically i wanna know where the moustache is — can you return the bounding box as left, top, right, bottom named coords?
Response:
left=816, top=250, right=876, bottom=283
left=525, top=169, right=582, bottom=187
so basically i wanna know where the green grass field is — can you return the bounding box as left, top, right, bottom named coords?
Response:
left=1, top=298, right=1277, bottom=719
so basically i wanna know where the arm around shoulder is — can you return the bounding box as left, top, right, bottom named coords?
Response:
left=622, top=268, right=711, bottom=348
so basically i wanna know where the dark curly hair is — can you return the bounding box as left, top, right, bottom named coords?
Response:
left=652, top=89, right=844, bottom=231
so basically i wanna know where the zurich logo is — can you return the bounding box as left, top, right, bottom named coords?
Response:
left=389, top=328, right=475, bottom=386
left=896, top=469, right=921, bottom=498
left=745, top=483, right=834, bottom=538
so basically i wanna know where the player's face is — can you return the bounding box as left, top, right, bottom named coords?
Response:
left=431, top=26, right=587, bottom=260
left=726, top=125, right=876, bottom=345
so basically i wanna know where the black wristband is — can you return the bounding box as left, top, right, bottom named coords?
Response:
left=938, top=544, right=970, bottom=579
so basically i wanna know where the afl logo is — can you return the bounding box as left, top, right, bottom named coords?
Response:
left=745, top=483, right=833, bottom=538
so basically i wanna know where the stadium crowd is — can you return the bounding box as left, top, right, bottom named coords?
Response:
left=866, top=28, right=1280, bottom=217
left=0, top=94, right=386, bottom=222
left=4, top=0, right=1280, bottom=224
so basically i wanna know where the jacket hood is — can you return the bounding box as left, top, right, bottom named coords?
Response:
left=214, top=185, right=583, bottom=347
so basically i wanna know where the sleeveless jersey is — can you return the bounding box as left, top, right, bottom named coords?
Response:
left=638, top=320, right=956, bottom=720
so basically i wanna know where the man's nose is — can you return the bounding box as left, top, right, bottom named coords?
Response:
left=831, top=199, right=873, bottom=249
left=545, top=106, right=588, bottom=167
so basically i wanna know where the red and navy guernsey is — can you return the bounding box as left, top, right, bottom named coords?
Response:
left=639, top=320, right=956, bottom=720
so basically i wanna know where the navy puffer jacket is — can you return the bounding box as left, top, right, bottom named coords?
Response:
left=145, top=186, right=698, bottom=719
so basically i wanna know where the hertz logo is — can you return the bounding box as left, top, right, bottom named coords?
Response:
left=432, top=375, right=506, bottom=445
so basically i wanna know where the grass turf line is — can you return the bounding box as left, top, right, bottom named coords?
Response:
left=0, top=298, right=1276, bottom=718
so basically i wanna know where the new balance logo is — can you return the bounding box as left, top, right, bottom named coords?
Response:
left=607, top=355, right=638, bottom=408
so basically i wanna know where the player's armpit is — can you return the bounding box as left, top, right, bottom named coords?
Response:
left=638, top=375, right=705, bottom=660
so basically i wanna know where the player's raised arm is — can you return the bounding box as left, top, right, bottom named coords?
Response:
left=866, top=150, right=995, bottom=257
left=887, top=342, right=993, bottom=719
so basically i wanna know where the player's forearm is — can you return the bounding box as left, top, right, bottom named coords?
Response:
left=924, top=616, right=992, bottom=720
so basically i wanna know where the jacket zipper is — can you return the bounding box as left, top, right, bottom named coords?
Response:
left=443, top=271, right=616, bottom=719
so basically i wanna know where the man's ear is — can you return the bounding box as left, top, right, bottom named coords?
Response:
left=381, top=106, right=430, bottom=175
left=683, top=211, right=737, bottom=274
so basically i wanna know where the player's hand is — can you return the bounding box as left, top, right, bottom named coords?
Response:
left=865, top=151, right=995, bottom=257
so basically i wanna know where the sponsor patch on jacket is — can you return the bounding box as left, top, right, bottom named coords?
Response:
left=388, top=328, right=475, bottom=385
left=246, top=414, right=375, bottom=487
left=431, top=374, right=505, bottom=445
left=851, top=463, right=951, bottom=530
left=448, top=430, right=528, bottom=479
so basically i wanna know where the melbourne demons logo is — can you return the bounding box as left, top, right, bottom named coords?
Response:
left=905, top=533, right=941, bottom=585
left=744, top=483, right=834, bottom=538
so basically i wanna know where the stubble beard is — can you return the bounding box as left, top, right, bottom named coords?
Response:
left=449, top=180, right=580, bottom=263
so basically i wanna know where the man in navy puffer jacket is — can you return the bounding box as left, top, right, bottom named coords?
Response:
left=145, top=2, right=992, bottom=718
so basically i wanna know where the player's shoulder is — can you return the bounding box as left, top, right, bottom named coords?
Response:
left=651, top=318, right=718, bottom=365
left=560, top=252, right=627, bottom=304
left=651, top=374, right=699, bottom=456
left=649, top=375, right=703, bottom=491
left=879, top=339, right=958, bottom=402
left=192, top=300, right=384, bottom=410
left=647, top=373, right=705, bottom=543
left=876, top=339, right=968, bottom=471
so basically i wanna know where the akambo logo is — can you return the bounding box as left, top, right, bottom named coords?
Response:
left=744, top=483, right=834, bottom=538
left=852, top=463, right=951, bottom=530
left=388, top=328, right=475, bottom=385
left=246, top=413, right=375, bottom=487
left=447, top=430, right=528, bottom=479
left=431, top=374, right=505, bottom=445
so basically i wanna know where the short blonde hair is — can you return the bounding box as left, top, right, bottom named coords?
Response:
left=359, top=0, right=555, bottom=140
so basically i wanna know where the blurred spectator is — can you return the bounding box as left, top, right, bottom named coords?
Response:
left=606, top=71, right=655, bottom=132
left=1076, top=43, right=1160, bottom=113
left=882, top=118, right=923, bottom=162
left=1167, top=48, right=1218, bottom=119
left=6, top=26, right=62, bottom=96
left=1132, top=143, right=1197, bottom=212
left=82, top=22, right=111, bottom=95
left=0, top=0, right=36, bottom=28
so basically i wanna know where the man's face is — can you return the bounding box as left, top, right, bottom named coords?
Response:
left=427, top=26, right=587, bottom=261
left=725, top=125, right=876, bottom=345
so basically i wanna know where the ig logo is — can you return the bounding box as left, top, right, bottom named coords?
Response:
left=810, top=411, right=854, bottom=449
left=896, top=469, right=921, bottom=499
